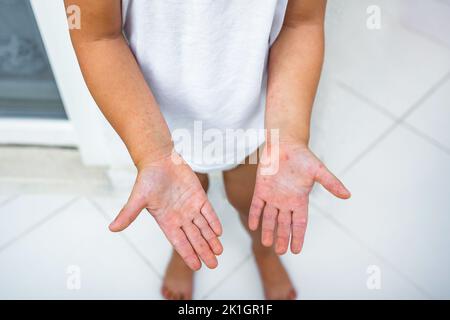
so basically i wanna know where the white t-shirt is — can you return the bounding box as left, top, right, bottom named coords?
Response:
left=122, top=0, right=287, bottom=172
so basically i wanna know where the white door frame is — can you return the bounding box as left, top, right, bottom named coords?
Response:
left=30, top=0, right=132, bottom=169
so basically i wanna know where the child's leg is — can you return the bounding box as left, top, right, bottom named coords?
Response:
left=161, top=172, right=209, bottom=300
left=223, top=159, right=297, bottom=300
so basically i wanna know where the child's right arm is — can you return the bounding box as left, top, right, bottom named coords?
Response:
left=67, top=0, right=173, bottom=166
left=65, top=0, right=223, bottom=270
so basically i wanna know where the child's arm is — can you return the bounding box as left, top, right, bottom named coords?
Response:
left=266, top=0, right=326, bottom=144
left=66, top=0, right=222, bottom=270
left=66, top=0, right=172, bottom=166
left=249, top=0, right=351, bottom=255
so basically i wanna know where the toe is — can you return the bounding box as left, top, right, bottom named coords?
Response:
left=161, top=286, right=169, bottom=300
left=289, top=289, right=297, bottom=300
left=167, top=290, right=175, bottom=300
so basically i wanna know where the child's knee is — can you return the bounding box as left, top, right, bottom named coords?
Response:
left=223, top=178, right=252, bottom=215
left=195, top=172, right=209, bottom=192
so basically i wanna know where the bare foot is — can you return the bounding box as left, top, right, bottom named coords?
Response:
left=161, top=251, right=194, bottom=300
left=253, top=246, right=297, bottom=300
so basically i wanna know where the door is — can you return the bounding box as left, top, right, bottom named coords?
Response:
left=0, top=0, right=76, bottom=146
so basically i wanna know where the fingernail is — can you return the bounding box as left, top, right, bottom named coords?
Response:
left=108, top=221, right=116, bottom=230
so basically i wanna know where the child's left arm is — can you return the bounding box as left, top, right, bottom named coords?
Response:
left=249, top=0, right=351, bottom=255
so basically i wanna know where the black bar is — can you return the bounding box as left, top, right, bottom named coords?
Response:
left=1, top=300, right=448, bottom=319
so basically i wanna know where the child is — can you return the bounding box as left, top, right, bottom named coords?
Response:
left=67, top=0, right=350, bottom=300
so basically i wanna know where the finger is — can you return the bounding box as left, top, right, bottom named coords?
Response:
left=168, top=227, right=202, bottom=271
left=275, top=210, right=292, bottom=255
left=291, top=200, right=308, bottom=254
left=183, top=223, right=218, bottom=269
left=315, top=165, right=351, bottom=199
left=261, top=204, right=278, bottom=247
left=249, top=196, right=265, bottom=231
left=201, top=201, right=222, bottom=236
left=109, top=191, right=146, bottom=232
left=193, top=214, right=223, bottom=256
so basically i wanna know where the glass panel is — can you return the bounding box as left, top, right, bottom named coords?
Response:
left=0, top=0, right=66, bottom=119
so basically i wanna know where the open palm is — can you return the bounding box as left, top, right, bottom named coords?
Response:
left=109, top=153, right=223, bottom=270
left=249, top=143, right=351, bottom=255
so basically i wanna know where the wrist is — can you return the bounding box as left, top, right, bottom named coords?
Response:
left=265, top=128, right=310, bottom=150
left=134, top=141, right=177, bottom=171
left=265, top=101, right=312, bottom=148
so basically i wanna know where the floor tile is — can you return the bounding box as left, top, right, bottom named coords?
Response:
left=0, top=146, right=107, bottom=183
left=0, top=198, right=161, bottom=299
left=0, top=194, right=14, bottom=206
left=287, top=208, right=426, bottom=299
left=92, top=173, right=252, bottom=299
left=0, top=194, right=76, bottom=250
left=0, top=183, right=23, bottom=194
left=0, top=146, right=111, bottom=195
left=313, top=125, right=450, bottom=298
left=208, top=207, right=425, bottom=300
left=205, top=256, right=264, bottom=300
left=309, top=83, right=393, bottom=174
left=405, top=77, right=450, bottom=151
left=90, top=193, right=169, bottom=280
left=390, top=0, right=450, bottom=49
left=325, top=0, right=450, bottom=117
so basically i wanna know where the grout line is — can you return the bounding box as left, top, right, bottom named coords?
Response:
left=201, top=252, right=253, bottom=299
left=339, top=72, right=450, bottom=175
left=310, top=201, right=433, bottom=299
left=387, top=3, right=450, bottom=53
left=435, top=0, right=450, bottom=7
left=399, top=24, right=450, bottom=53
left=336, top=81, right=398, bottom=121
left=339, top=123, right=397, bottom=175
left=399, top=72, right=450, bottom=120
left=0, top=197, right=80, bottom=253
left=401, top=122, right=450, bottom=155
left=87, top=198, right=163, bottom=280
left=0, top=194, right=19, bottom=209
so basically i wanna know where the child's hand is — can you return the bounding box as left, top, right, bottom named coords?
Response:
left=249, top=143, right=351, bottom=255
left=109, top=152, right=223, bottom=270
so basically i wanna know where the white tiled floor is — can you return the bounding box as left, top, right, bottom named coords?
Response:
left=0, top=0, right=449, bottom=299
left=0, top=194, right=76, bottom=250
left=310, top=83, right=393, bottom=174
left=0, top=198, right=161, bottom=299
left=325, top=0, right=450, bottom=118
left=405, top=77, right=450, bottom=151
left=313, top=125, right=450, bottom=299
left=283, top=209, right=427, bottom=300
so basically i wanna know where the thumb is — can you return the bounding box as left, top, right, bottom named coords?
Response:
left=315, top=165, right=351, bottom=199
left=109, top=190, right=147, bottom=232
